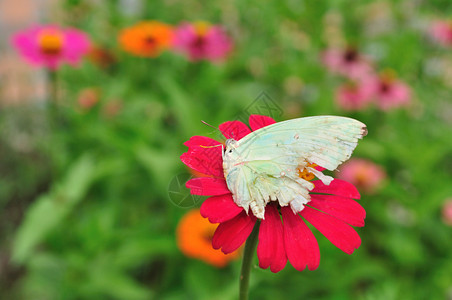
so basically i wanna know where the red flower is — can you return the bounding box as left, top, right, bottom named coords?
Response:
left=180, top=115, right=366, bottom=273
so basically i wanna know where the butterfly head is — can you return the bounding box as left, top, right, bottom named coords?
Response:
left=224, top=138, right=238, bottom=153
left=223, top=139, right=241, bottom=166
left=225, top=138, right=238, bottom=147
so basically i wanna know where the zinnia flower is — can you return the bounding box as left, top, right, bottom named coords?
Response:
left=77, top=88, right=100, bottom=110
left=173, top=22, right=233, bottom=62
left=177, top=209, right=241, bottom=267
left=335, top=81, right=374, bottom=111
left=118, top=21, right=173, bottom=57
left=336, top=158, right=386, bottom=194
left=366, top=71, right=411, bottom=111
left=442, top=199, right=452, bottom=226
left=321, top=46, right=373, bottom=79
left=12, top=24, right=91, bottom=70
left=180, top=115, right=365, bottom=273
left=430, top=20, right=452, bottom=47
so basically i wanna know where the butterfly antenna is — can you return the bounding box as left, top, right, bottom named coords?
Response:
left=200, top=144, right=223, bottom=149
left=201, top=120, right=231, bottom=139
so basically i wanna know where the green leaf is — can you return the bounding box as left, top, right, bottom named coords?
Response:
left=88, top=269, right=153, bottom=300
left=12, top=154, right=97, bottom=263
left=134, top=143, right=178, bottom=193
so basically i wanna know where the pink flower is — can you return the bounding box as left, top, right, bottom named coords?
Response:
left=321, top=47, right=373, bottom=79
left=173, top=22, right=233, bottom=62
left=12, top=24, right=91, bottom=70
left=336, top=158, right=386, bottom=194
left=180, top=115, right=365, bottom=273
left=442, top=199, right=452, bottom=226
left=366, top=72, right=411, bottom=111
left=335, top=81, right=374, bottom=111
left=430, top=20, right=452, bottom=47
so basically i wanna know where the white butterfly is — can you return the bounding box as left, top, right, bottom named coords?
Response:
left=222, top=116, right=367, bottom=219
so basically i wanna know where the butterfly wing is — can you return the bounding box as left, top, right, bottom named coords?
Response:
left=223, top=116, right=367, bottom=219
left=237, top=116, right=367, bottom=171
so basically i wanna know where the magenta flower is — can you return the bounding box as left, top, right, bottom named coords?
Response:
left=335, top=81, right=374, bottom=111
left=173, top=22, right=233, bottom=62
left=366, top=72, right=411, bottom=111
left=336, top=158, right=386, bottom=194
left=430, top=20, right=452, bottom=47
left=321, top=47, right=373, bottom=79
left=181, top=115, right=365, bottom=273
left=12, top=24, right=91, bottom=70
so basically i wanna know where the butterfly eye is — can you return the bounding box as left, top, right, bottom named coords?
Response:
left=228, top=149, right=233, bottom=153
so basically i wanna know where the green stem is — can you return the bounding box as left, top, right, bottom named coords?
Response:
left=239, top=221, right=260, bottom=300
left=46, top=70, right=59, bottom=181
left=48, top=70, right=58, bottom=123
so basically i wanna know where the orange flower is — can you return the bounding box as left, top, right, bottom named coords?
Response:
left=176, top=209, right=241, bottom=267
left=118, top=21, right=173, bottom=57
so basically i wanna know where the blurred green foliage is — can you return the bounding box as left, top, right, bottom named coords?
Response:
left=1, top=0, right=452, bottom=299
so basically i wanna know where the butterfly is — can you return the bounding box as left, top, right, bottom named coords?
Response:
left=222, top=116, right=367, bottom=219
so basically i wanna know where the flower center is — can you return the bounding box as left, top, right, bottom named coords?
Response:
left=355, top=173, right=367, bottom=187
left=297, top=163, right=318, bottom=181
left=38, top=30, right=64, bottom=55
left=379, top=76, right=395, bottom=94
left=343, top=48, right=358, bottom=63
left=378, top=69, right=396, bottom=94
left=190, top=22, right=211, bottom=52
left=194, top=21, right=211, bottom=37
left=353, top=167, right=369, bottom=187
left=192, top=36, right=206, bottom=50
left=379, top=81, right=391, bottom=94
left=143, top=35, right=156, bottom=47
left=202, top=227, right=215, bottom=244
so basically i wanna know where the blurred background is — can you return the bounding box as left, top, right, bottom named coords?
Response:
left=1, top=0, right=452, bottom=299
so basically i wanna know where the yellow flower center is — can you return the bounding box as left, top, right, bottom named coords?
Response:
left=380, top=69, right=396, bottom=84
left=194, top=21, right=211, bottom=36
left=354, top=167, right=369, bottom=186
left=297, top=163, right=318, bottom=181
left=38, top=30, right=64, bottom=55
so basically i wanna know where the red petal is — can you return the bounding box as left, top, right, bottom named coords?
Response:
left=309, top=194, right=366, bottom=227
left=281, top=207, right=320, bottom=271
left=180, top=147, right=223, bottom=178
left=248, top=115, right=276, bottom=131
left=300, top=207, right=361, bottom=255
left=200, top=194, right=243, bottom=223
left=257, top=204, right=287, bottom=273
left=212, top=211, right=256, bottom=254
left=186, top=177, right=230, bottom=196
left=219, top=121, right=251, bottom=140
left=183, top=136, right=221, bottom=150
left=311, top=179, right=361, bottom=199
